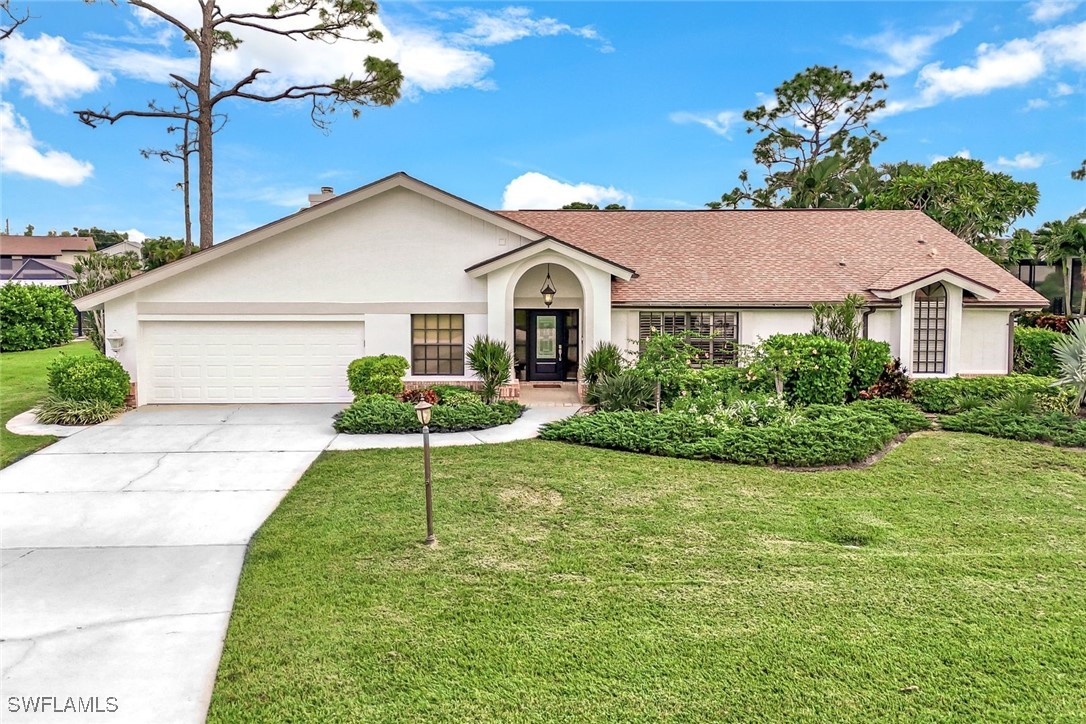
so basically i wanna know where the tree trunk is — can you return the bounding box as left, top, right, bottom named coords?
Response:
left=1064, top=259, right=1073, bottom=316
left=196, top=4, right=214, bottom=250
left=1079, top=258, right=1085, bottom=317
left=182, top=119, right=193, bottom=254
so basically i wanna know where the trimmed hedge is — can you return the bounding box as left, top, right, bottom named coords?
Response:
left=940, top=408, right=1086, bottom=447
left=540, top=401, right=924, bottom=468
left=0, top=284, right=75, bottom=352
left=1013, top=327, right=1062, bottom=377
left=749, top=334, right=852, bottom=405
left=849, top=339, right=892, bottom=400
left=911, top=375, right=1065, bottom=414
left=334, top=395, right=523, bottom=434
left=46, top=353, right=130, bottom=406
left=347, top=355, right=408, bottom=397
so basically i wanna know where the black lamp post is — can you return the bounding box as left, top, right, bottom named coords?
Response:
left=540, top=264, right=557, bottom=307
left=414, top=400, right=436, bottom=545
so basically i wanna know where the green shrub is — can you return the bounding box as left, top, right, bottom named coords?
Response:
left=346, top=355, right=408, bottom=397
left=47, top=353, right=130, bottom=406
left=635, top=332, right=700, bottom=410
left=1013, top=327, right=1063, bottom=377
left=846, top=398, right=930, bottom=432
left=334, top=395, right=522, bottom=434
left=910, top=375, right=1060, bottom=413
left=0, top=284, right=75, bottom=352
left=940, top=408, right=1086, bottom=447
left=35, top=394, right=122, bottom=425
left=430, top=385, right=481, bottom=406
left=540, top=402, right=919, bottom=468
left=467, top=336, right=513, bottom=404
left=748, top=334, right=851, bottom=405
left=849, top=339, right=892, bottom=400
left=1052, top=318, right=1086, bottom=410
left=596, top=371, right=655, bottom=412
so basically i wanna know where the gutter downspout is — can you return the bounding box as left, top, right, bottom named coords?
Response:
left=1007, top=309, right=1025, bottom=374
left=862, top=307, right=876, bottom=339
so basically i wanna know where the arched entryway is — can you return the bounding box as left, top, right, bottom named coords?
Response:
left=511, top=263, right=584, bottom=381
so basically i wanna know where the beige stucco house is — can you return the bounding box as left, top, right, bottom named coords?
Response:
left=75, top=173, right=1047, bottom=405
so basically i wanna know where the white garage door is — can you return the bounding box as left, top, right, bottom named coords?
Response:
left=143, top=320, right=364, bottom=403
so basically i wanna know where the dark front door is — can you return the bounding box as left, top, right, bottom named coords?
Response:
left=527, top=310, right=565, bottom=381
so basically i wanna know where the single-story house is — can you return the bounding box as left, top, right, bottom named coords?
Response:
left=98, top=239, right=145, bottom=258
left=1, top=235, right=95, bottom=286
left=75, top=172, right=1047, bottom=406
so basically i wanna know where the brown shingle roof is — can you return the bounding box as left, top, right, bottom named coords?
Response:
left=496, top=209, right=1047, bottom=307
left=0, top=235, right=96, bottom=257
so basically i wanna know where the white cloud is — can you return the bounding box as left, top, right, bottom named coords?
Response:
left=931, top=148, right=972, bottom=163
left=848, top=22, right=962, bottom=77
left=883, top=20, right=1086, bottom=115
left=0, top=33, right=101, bottom=108
left=104, top=2, right=603, bottom=99
left=123, top=228, right=148, bottom=242
left=997, top=152, right=1046, bottom=168
left=668, top=110, right=740, bottom=137
left=89, top=46, right=197, bottom=84
left=501, top=172, right=631, bottom=209
left=451, top=7, right=612, bottom=52
left=1053, top=81, right=1075, bottom=95
left=1028, top=0, right=1080, bottom=23
left=1024, top=97, right=1051, bottom=110
left=0, top=102, right=94, bottom=185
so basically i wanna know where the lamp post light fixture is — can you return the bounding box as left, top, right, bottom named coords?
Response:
left=414, top=400, right=436, bottom=545
left=540, top=264, right=557, bottom=308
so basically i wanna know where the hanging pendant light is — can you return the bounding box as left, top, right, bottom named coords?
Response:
left=540, top=264, right=557, bottom=307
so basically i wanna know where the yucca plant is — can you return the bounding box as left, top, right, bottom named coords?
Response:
left=467, top=335, right=513, bottom=404
left=582, top=341, right=625, bottom=405
left=1052, top=318, right=1086, bottom=411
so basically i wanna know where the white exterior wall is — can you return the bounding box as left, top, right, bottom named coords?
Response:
left=960, top=308, right=1012, bottom=375
left=866, top=307, right=900, bottom=359
left=740, top=309, right=812, bottom=346
left=103, top=187, right=535, bottom=403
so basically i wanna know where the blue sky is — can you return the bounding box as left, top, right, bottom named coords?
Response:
left=1, top=0, right=1084, bottom=243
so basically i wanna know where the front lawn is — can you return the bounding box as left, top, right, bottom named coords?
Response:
left=210, top=435, right=1086, bottom=721
left=0, top=341, right=95, bottom=467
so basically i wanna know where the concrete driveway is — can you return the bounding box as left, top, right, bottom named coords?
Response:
left=0, top=404, right=342, bottom=723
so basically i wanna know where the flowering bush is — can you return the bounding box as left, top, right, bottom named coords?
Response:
left=746, top=334, right=851, bottom=405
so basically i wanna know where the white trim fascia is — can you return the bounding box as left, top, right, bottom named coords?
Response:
left=75, top=173, right=547, bottom=311
left=466, top=238, right=634, bottom=281
left=871, top=270, right=998, bottom=301
left=138, top=314, right=366, bottom=322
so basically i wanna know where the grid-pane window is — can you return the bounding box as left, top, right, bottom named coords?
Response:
left=411, top=314, right=465, bottom=375
left=913, top=284, right=947, bottom=374
left=638, top=310, right=739, bottom=366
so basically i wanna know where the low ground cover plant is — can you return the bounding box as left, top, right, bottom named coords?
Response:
left=36, top=353, right=130, bottom=425
left=940, top=408, right=1086, bottom=447
left=0, top=284, right=75, bottom=352
left=541, top=398, right=927, bottom=467
left=334, top=394, right=522, bottom=434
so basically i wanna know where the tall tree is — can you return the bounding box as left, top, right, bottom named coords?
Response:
left=1073, top=160, right=1086, bottom=181
left=75, top=0, right=403, bottom=250
left=74, top=227, right=130, bottom=250
left=714, top=66, right=888, bottom=208
left=140, top=83, right=206, bottom=252
left=0, top=0, right=29, bottom=41
left=873, top=157, right=1039, bottom=261
left=141, top=236, right=188, bottom=270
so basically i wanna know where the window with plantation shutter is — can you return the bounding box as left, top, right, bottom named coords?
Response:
left=638, top=310, right=739, bottom=366
left=912, top=284, right=947, bottom=374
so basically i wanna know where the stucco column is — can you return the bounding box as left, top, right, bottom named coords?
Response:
left=898, top=290, right=915, bottom=375
left=945, top=285, right=964, bottom=376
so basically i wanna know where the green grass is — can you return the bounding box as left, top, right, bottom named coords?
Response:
left=0, top=341, right=95, bottom=467
left=210, top=435, right=1086, bottom=722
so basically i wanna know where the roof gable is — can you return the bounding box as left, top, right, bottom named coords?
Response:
left=76, top=173, right=548, bottom=310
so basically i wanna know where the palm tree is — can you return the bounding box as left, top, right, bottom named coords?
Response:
left=1036, top=219, right=1080, bottom=314
left=1072, top=218, right=1086, bottom=316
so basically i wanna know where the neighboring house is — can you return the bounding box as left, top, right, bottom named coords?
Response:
left=98, top=239, right=144, bottom=258
left=75, top=173, right=1047, bottom=406
left=1, top=235, right=96, bottom=286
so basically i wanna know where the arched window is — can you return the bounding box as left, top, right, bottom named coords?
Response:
left=913, top=283, right=947, bottom=374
